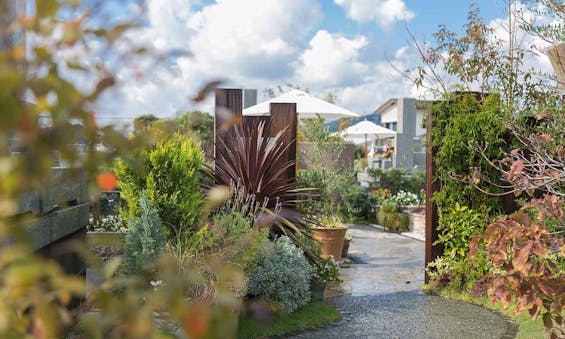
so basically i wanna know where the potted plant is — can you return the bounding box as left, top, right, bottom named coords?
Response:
left=341, top=230, right=353, bottom=258
left=310, top=215, right=348, bottom=260
left=311, top=257, right=342, bottom=301
left=86, top=214, right=128, bottom=261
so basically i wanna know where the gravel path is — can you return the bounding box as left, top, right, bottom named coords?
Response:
left=287, top=225, right=518, bottom=339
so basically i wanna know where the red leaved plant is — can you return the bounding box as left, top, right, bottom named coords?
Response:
left=214, top=119, right=317, bottom=261
left=471, top=196, right=565, bottom=337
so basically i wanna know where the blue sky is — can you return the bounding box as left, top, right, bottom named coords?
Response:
left=92, top=0, right=551, bottom=125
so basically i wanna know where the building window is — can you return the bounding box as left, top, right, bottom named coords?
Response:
left=384, top=122, right=397, bottom=131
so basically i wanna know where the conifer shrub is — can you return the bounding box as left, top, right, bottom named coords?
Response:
left=124, top=194, right=165, bottom=275
left=248, top=236, right=312, bottom=313
left=115, top=136, right=204, bottom=240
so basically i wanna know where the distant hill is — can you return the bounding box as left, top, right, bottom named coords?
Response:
left=327, top=114, right=381, bottom=132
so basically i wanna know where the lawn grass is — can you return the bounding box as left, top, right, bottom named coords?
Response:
left=422, top=285, right=546, bottom=339
left=237, top=300, right=341, bottom=338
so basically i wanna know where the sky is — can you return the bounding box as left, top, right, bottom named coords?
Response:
left=92, top=0, right=553, bottom=126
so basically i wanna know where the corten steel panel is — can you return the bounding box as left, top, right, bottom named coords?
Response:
left=214, top=88, right=243, bottom=169
left=425, top=109, right=442, bottom=283
left=214, top=88, right=243, bottom=135
left=269, top=103, right=297, bottom=180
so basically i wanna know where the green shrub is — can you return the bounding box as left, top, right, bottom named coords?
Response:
left=124, top=194, right=165, bottom=275
left=435, top=203, right=485, bottom=260
left=430, top=94, right=508, bottom=215
left=115, top=136, right=204, bottom=239
left=211, top=211, right=270, bottom=276
left=380, top=201, right=398, bottom=213
left=377, top=202, right=409, bottom=233
left=249, top=236, right=312, bottom=313
left=297, top=168, right=372, bottom=222
left=369, top=168, right=425, bottom=195
left=426, top=251, right=493, bottom=292
left=312, top=257, right=342, bottom=284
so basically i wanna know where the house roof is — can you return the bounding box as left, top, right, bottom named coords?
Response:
left=372, top=98, right=398, bottom=115
left=372, top=97, right=438, bottom=115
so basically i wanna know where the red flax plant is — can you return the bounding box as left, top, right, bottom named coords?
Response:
left=470, top=112, right=565, bottom=337
left=214, top=119, right=317, bottom=260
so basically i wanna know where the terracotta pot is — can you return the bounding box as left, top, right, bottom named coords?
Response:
left=311, top=227, right=347, bottom=260
left=341, top=238, right=351, bottom=258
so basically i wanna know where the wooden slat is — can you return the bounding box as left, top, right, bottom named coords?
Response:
left=269, top=103, right=298, bottom=180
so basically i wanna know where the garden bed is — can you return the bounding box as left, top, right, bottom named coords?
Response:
left=237, top=301, right=341, bottom=338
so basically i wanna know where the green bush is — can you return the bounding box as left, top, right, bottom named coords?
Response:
left=297, top=168, right=373, bottom=222
left=312, top=257, right=342, bottom=284
left=249, top=236, right=312, bottom=313
left=431, top=94, right=508, bottom=214
left=380, top=201, right=398, bottom=213
left=435, top=203, right=485, bottom=260
left=369, top=168, right=425, bottom=195
left=115, top=136, right=204, bottom=239
left=377, top=201, right=409, bottom=233
left=211, top=211, right=270, bottom=276
left=426, top=251, right=492, bottom=292
left=378, top=212, right=409, bottom=233
left=124, top=194, right=166, bottom=275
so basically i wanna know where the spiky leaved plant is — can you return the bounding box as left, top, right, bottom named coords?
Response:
left=215, top=120, right=296, bottom=207
left=214, top=119, right=317, bottom=261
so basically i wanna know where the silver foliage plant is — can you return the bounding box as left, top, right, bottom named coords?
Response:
left=248, top=236, right=312, bottom=313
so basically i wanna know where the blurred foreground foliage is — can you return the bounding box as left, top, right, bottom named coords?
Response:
left=0, top=1, right=243, bottom=338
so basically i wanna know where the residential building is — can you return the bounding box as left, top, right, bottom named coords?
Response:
left=372, top=98, right=433, bottom=170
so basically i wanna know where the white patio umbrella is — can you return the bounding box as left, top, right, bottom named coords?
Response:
left=242, top=89, right=360, bottom=119
left=341, top=120, right=396, bottom=157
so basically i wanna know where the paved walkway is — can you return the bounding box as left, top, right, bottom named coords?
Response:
left=289, top=225, right=518, bottom=339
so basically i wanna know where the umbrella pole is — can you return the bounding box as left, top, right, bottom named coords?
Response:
left=364, top=134, right=368, bottom=159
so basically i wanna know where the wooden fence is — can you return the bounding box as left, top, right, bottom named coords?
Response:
left=214, top=88, right=298, bottom=182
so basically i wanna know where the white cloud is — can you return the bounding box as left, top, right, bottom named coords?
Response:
left=337, top=45, right=418, bottom=115
left=96, top=0, right=322, bottom=123
left=334, top=0, right=414, bottom=28
left=295, top=30, right=369, bottom=87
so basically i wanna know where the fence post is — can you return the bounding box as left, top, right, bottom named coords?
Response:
left=425, top=109, right=442, bottom=283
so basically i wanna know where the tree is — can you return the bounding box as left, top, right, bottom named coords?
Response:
left=413, top=2, right=565, bottom=336
left=408, top=2, right=557, bottom=117
left=133, top=114, right=159, bottom=131
left=0, top=2, right=241, bottom=337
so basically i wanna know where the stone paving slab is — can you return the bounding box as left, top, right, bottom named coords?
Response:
left=287, top=225, right=518, bottom=339
left=338, top=224, right=425, bottom=296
